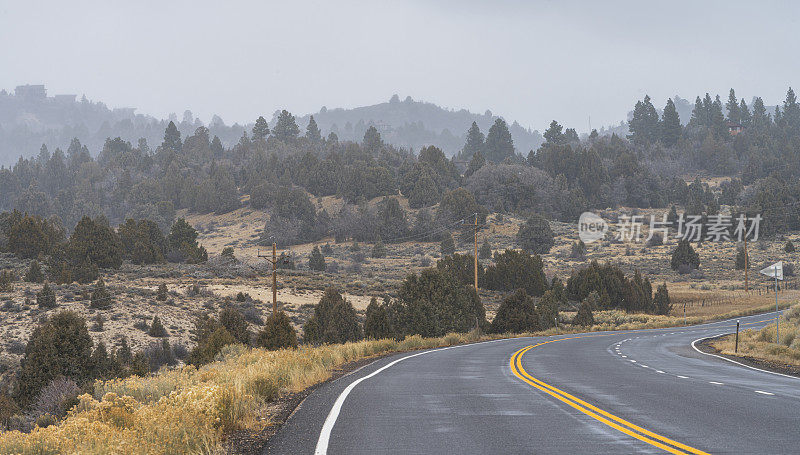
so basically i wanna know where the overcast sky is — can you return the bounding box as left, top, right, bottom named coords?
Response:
left=1, top=0, right=798, bottom=132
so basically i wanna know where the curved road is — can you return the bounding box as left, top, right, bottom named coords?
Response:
left=265, top=312, right=799, bottom=454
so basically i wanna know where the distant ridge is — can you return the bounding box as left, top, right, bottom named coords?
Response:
left=0, top=86, right=544, bottom=165
left=292, top=95, right=544, bottom=157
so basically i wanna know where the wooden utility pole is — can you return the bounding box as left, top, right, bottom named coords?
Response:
left=461, top=213, right=480, bottom=291
left=258, top=242, right=279, bottom=314
left=473, top=213, right=478, bottom=290
left=744, top=235, right=749, bottom=292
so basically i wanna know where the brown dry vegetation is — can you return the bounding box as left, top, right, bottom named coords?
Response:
left=710, top=303, right=800, bottom=367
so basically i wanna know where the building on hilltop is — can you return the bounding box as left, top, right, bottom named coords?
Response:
left=14, top=84, right=47, bottom=100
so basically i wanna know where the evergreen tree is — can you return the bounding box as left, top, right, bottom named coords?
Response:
left=393, top=269, right=484, bottom=337
left=305, top=115, right=322, bottom=143
left=256, top=311, right=298, bottom=350
left=479, top=239, right=492, bottom=259
left=16, top=311, right=93, bottom=406
left=462, top=121, right=485, bottom=159
left=670, top=239, right=700, bottom=271
left=517, top=214, right=554, bottom=254
left=689, top=96, right=706, bottom=127
left=149, top=316, right=168, bottom=337
left=162, top=121, right=182, bottom=152
left=25, top=260, right=44, bottom=283
left=364, top=297, right=394, bottom=339
left=308, top=245, right=326, bottom=271
left=440, top=231, right=456, bottom=255
left=661, top=98, right=682, bottom=146
left=302, top=288, right=363, bottom=344
left=734, top=246, right=748, bottom=270
left=252, top=116, right=270, bottom=141
left=37, top=282, right=57, bottom=308
left=90, top=277, right=112, bottom=309
left=726, top=88, right=740, bottom=123
left=653, top=283, right=672, bottom=315
left=484, top=118, right=515, bottom=162
left=156, top=283, right=168, bottom=301
left=785, top=240, right=796, bottom=253
left=536, top=290, right=559, bottom=329
left=628, top=95, right=660, bottom=144
left=67, top=216, right=124, bottom=269
left=464, top=150, right=486, bottom=178
left=272, top=110, right=300, bottom=143
left=490, top=289, right=538, bottom=334
left=783, top=87, right=800, bottom=132
left=739, top=99, right=751, bottom=127
left=543, top=120, right=565, bottom=145
left=574, top=294, right=595, bottom=327
left=752, top=97, right=770, bottom=129
left=483, top=249, right=548, bottom=297
left=362, top=125, right=383, bottom=153
left=371, top=238, right=387, bottom=258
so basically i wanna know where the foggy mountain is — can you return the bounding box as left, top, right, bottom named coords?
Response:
left=291, top=95, right=545, bottom=157
left=0, top=86, right=546, bottom=165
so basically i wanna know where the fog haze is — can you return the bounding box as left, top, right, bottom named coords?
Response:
left=1, top=0, right=797, bottom=131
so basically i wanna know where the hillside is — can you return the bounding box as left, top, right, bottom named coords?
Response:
left=293, top=94, right=544, bottom=156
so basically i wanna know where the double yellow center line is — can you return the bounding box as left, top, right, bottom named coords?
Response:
left=510, top=334, right=711, bottom=455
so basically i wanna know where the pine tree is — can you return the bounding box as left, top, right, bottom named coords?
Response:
left=305, top=115, right=322, bottom=143
left=752, top=97, right=770, bottom=129
left=689, top=96, right=706, bottom=127
left=371, top=238, right=387, bottom=258
left=462, top=121, right=485, bottom=159
left=479, top=239, right=492, bottom=259
left=252, top=116, right=270, bottom=141
left=162, top=121, right=182, bottom=152
left=25, top=260, right=44, bottom=283
left=574, top=296, right=595, bottom=327
left=739, top=99, right=751, bottom=127
left=16, top=311, right=93, bottom=406
left=255, top=311, right=298, bottom=350
left=362, top=126, right=383, bottom=153
left=484, top=118, right=514, bottom=162
left=536, top=290, right=559, bottom=329
left=670, top=239, right=700, bottom=271
left=543, top=120, right=565, bottom=145
left=628, top=95, right=660, bottom=144
left=464, top=150, right=485, bottom=178
left=156, top=283, right=168, bottom=301
left=726, top=88, right=740, bottom=123
left=734, top=246, right=748, bottom=270
left=364, top=297, right=394, bottom=339
left=785, top=240, right=796, bottom=253
left=308, top=245, right=326, bottom=271
left=302, top=288, right=363, bottom=344
left=517, top=214, right=554, bottom=254
left=272, top=110, right=300, bottom=143
left=490, top=289, right=538, bottom=334
left=653, top=283, right=672, bottom=315
left=440, top=231, right=456, bottom=255
left=90, top=277, right=112, bottom=309
left=661, top=98, right=682, bottom=146
left=36, top=282, right=57, bottom=308
left=783, top=87, right=800, bottom=132
left=149, top=316, right=168, bottom=337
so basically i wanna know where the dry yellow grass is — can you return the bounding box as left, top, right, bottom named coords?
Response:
left=710, top=303, right=800, bottom=367
left=4, top=298, right=797, bottom=455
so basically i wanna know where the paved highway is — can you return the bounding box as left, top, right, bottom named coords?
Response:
left=265, top=312, right=799, bottom=454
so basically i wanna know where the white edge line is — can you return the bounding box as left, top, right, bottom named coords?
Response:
left=755, top=390, right=774, bottom=395
left=314, top=337, right=508, bottom=454
left=690, top=335, right=800, bottom=381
